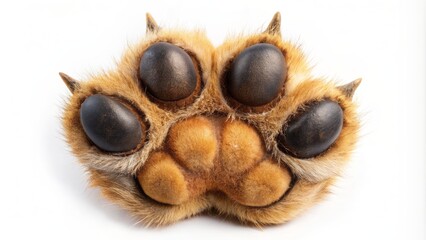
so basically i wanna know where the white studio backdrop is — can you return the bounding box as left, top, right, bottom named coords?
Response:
left=0, top=0, right=424, bottom=239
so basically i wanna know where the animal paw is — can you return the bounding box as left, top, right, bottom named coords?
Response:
left=61, top=12, right=360, bottom=226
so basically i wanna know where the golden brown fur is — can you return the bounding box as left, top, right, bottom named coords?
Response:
left=61, top=12, right=360, bottom=226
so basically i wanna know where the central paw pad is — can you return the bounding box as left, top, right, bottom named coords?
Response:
left=137, top=116, right=292, bottom=207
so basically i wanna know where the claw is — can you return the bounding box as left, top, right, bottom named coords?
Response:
left=146, top=13, right=160, bottom=33
left=264, top=12, right=281, bottom=36
left=59, top=72, right=79, bottom=93
left=337, top=78, right=362, bottom=99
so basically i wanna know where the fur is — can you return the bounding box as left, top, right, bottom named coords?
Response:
left=61, top=12, right=360, bottom=226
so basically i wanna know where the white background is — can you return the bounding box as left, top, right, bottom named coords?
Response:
left=0, top=0, right=425, bottom=239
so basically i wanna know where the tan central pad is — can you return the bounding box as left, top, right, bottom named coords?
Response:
left=138, top=116, right=292, bottom=207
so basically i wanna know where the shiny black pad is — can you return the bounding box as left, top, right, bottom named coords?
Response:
left=277, top=100, right=343, bottom=159
left=139, top=42, right=197, bottom=101
left=226, top=43, right=286, bottom=106
left=80, top=94, right=144, bottom=153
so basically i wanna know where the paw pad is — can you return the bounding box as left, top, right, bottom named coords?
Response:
left=138, top=116, right=292, bottom=207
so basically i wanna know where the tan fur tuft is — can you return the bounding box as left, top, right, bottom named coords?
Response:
left=233, top=160, right=292, bottom=207
left=138, top=152, right=189, bottom=205
left=167, top=116, right=217, bottom=173
left=221, top=120, right=264, bottom=174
